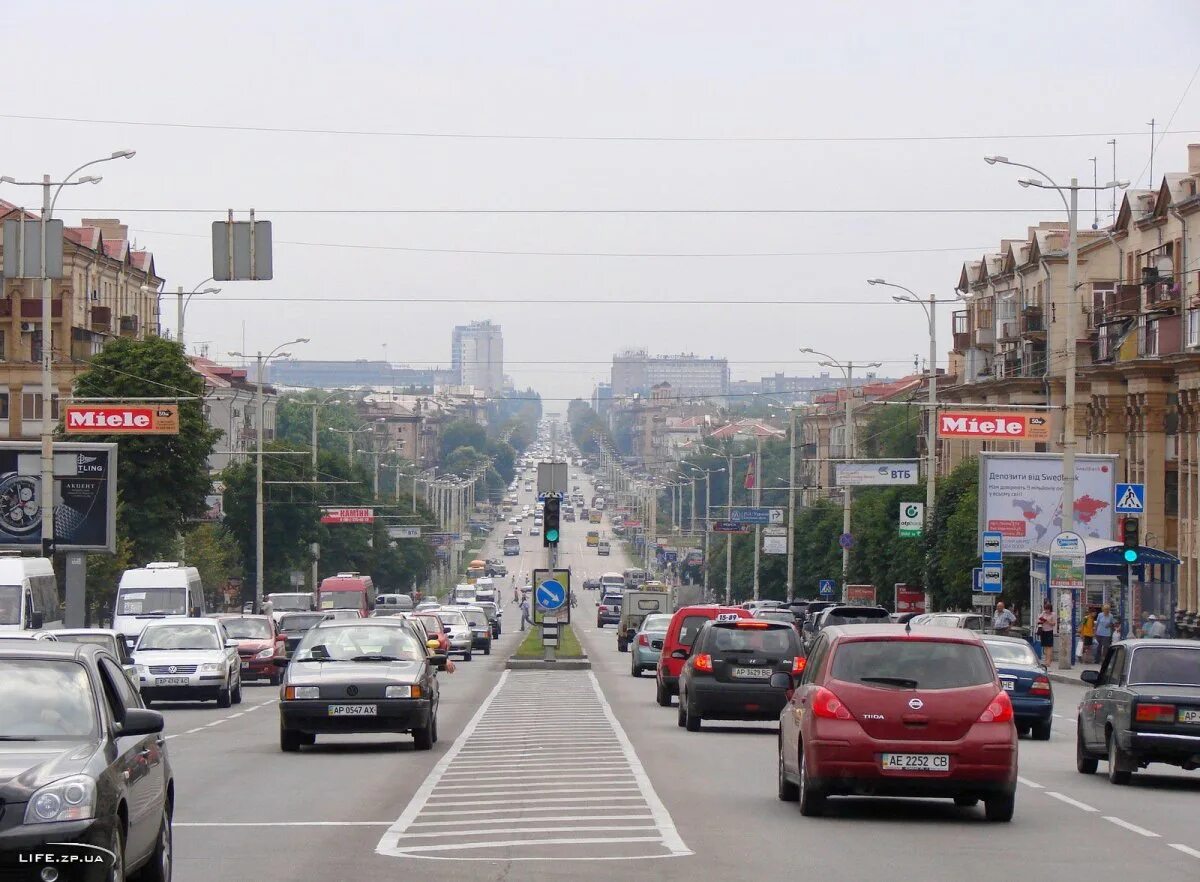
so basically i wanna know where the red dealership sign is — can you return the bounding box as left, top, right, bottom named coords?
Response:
left=320, top=507, right=374, bottom=525
left=894, top=584, right=927, bottom=614
left=65, top=404, right=179, bottom=435
left=936, top=411, right=1049, bottom=442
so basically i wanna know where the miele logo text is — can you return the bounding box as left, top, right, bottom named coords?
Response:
left=64, top=404, right=179, bottom=435
left=67, top=407, right=152, bottom=429
left=937, top=412, right=1049, bottom=442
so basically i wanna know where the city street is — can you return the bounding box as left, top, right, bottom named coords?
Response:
left=159, top=478, right=1200, bottom=882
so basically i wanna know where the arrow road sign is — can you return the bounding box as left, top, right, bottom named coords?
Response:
left=1115, top=483, right=1145, bottom=515
left=535, top=578, right=567, bottom=612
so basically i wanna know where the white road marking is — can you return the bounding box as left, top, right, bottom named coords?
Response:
left=185, top=727, right=205, bottom=734
left=1169, top=843, right=1200, bottom=859
left=422, top=796, right=646, bottom=809
left=1016, top=776, right=1043, bottom=789
left=176, top=821, right=392, bottom=827
left=393, top=836, right=665, bottom=855
left=1103, top=816, right=1159, bottom=838
left=421, top=805, right=643, bottom=817
left=410, top=815, right=652, bottom=829
left=1045, top=791, right=1098, bottom=812
left=399, top=825, right=658, bottom=840
left=205, top=719, right=227, bottom=727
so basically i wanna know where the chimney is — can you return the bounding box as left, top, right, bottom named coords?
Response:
left=1189, top=144, right=1200, bottom=178
left=80, top=218, right=129, bottom=241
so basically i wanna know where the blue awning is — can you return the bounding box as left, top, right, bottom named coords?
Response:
left=1031, top=537, right=1179, bottom=567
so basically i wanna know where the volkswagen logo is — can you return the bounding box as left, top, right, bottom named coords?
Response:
left=167, top=665, right=177, bottom=674
left=346, top=685, right=359, bottom=697
left=908, top=698, right=924, bottom=710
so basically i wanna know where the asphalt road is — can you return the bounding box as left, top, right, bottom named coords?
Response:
left=166, top=471, right=1200, bottom=881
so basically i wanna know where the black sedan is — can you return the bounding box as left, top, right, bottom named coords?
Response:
left=0, top=641, right=173, bottom=882
left=277, top=611, right=332, bottom=658
left=277, top=619, right=445, bottom=751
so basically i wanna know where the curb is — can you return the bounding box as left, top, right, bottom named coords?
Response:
left=1047, top=670, right=1090, bottom=687
left=505, top=657, right=591, bottom=671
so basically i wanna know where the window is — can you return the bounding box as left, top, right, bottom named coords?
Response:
left=1128, top=647, right=1200, bottom=686
left=0, top=393, right=9, bottom=420
left=21, top=393, right=60, bottom=421
left=0, top=330, right=5, bottom=361
left=98, top=657, right=141, bottom=719
left=830, top=639, right=995, bottom=690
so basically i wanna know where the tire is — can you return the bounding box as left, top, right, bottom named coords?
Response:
left=134, top=802, right=172, bottom=882
left=953, top=796, right=979, bottom=807
left=1016, top=724, right=1031, bottom=737
left=217, top=686, right=232, bottom=709
left=413, top=716, right=434, bottom=751
left=1076, top=724, right=1098, bottom=774
left=280, top=725, right=303, bottom=752
left=656, top=679, right=672, bottom=707
left=984, top=791, right=1015, bottom=822
left=797, top=746, right=825, bottom=817
left=269, top=670, right=282, bottom=687
left=778, top=739, right=799, bottom=802
left=631, top=659, right=642, bottom=677
left=484, top=644, right=491, bottom=656
left=684, top=698, right=702, bottom=732
left=463, top=652, right=473, bottom=662
left=1031, top=719, right=1052, bottom=741
left=677, top=699, right=687, bottom=728
left=431, top=710, right=439, bottom=744
left=109, top=820, right=127, bottom=882
left=617, top=639, right=628, bottom=653
left=1107, top=731, right=1132, bottom=785
left=232, top=680, right=243, bottom=705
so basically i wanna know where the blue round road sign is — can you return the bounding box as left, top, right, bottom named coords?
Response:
left=536, top=578, right=567, bottom=611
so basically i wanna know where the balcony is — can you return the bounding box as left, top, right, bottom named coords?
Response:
left=997, top=321, right=1020, bottom=342
left=118, top=315, right=139, bottom=336
left=90, top=306, right=112, bottom=333
left=0, top=300, right=11, bottom=318
left=1138, top=313, right=1183, bottom=358
left=1020, top=346, right=1047, bottom=377
left=994, top=350, right=1021, bottom=379
left=1021, top=307, right=1045, bottom=337
left=1096, top=284, right=1141, bottom=324
left=70, top=327, right=104, bottom=362
left=974, top=326, right=995, bottom=347
left=19, top=300, right=63, bottom=319
left=1145, top=281, right=1181, bottom=312
left=952, top=310, right=969, bottom=352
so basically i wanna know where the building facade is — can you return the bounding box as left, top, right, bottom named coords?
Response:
left=191, top=357, right=277, bottom=472
left=610, top=350, right=730, bottom=400
left=452, top=320, right=504, bottom=394
left=265, top=359, right=455, bottom=390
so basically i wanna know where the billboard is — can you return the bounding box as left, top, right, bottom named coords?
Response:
left=846, top=584, right=877, bottom=603
left=894, top=584, right=927, bottom=614
left=321, top=507, right=374, bottom=524
left=979, top=453, right=1117, bottom=554
left=0, top=442, right=117, bottom=553
left=835, top=461, right=919, bottom=486
left=65, top=403, right=179, bottom=435
left=937, top=411, right=1050, bottom=443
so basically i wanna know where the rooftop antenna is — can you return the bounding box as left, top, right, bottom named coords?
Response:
left=1107, top=139, right=1118, bottom=222
left=1148, top=118, right=1156, bottom=186
left=1090, top=156, right=1099, bottom=229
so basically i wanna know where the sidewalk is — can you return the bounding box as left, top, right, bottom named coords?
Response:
left=1046, top=662, right=1099, bottom=687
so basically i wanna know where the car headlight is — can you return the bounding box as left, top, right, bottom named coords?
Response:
left=387, top=684, right=420, bottom=698
left=135, top=664, right=149, bottom=676
left=199, top=663, right=223, bottom=673
left=285, top=686, right=320, bottom=700
left=256, top=647, right=275, bottom=659
left=24, top=775, right=96, bottom=824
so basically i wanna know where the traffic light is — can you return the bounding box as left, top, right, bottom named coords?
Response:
left=543, top=496, right=561, bottom=547
left=1122, top=517, right=1140, bottom=564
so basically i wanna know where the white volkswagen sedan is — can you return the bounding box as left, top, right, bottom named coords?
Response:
left=133, top=618, right=242, bottom=707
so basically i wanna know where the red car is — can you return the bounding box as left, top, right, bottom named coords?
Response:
left=656, top=605, right=752, bottom=707
left=776, top=624, right=1017, bottom=821
left=218, top=614, right=286, bottom=685
left=413, top=612, right=451, bottom=654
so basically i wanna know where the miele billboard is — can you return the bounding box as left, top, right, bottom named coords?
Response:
left=937, top=411, right=1050, bottom=443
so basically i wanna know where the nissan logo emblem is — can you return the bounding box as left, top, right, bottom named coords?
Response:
left=346, top=685, right=359, bottom=697
left=168, top=666, right=177, bottom=674
left=908, top=698, right=924, bottom=710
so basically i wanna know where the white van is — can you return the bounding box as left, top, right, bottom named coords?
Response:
left=113, top=562, right=205, bottom=649
left=599, top=571, right=626, bottom=593
left=474, top=578, right=497, bottom=604
left=0, top=556, right=60, bottom=632
left=453, top=583, right=477, bottom=605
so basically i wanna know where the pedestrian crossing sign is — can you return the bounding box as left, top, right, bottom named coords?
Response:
left=1115, top=483, right=1145, bottom=515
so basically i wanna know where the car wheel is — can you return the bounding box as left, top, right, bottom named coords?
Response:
left=777, top=738, right=799, bottom=802
left=685, top=699, right=701, bottom=732
left=797, top=746, right=825, bottom=817
left=1107, top=730, right=1132, bottom=785
left=655, top=679, right=672, bottom=707
left=108, top=820, right=126, bottom=882
left=413, top=717, right=435, bottom=751
left=280, top=725, right=303, bottom=752
left=631, top=659, right=641, bottom=677
left=953, top=796, right=979, bottom=808
left=484, top=644, right=491, bottom=656
left=984, top=791, right=1015, bottom=822
left=1031, top=719, right=1052, bottom=741
left=217, top=686, right=232, bottom=709
left=431, top=709, right=439, bottom=744
left=463, top=651, right=473, bottom=661
left=232, top=680, right=243, bottom=705
left=135, top=801, right=173, bottom=882
left=677, top=696, right=687, bottom=728
left=1016, top=723, right=1031, bottom=737
left=1076, top=724, right=1099, bottom=774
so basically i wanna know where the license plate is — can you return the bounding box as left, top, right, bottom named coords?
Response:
left=1178, top=708, right=1200, bottom=724
left=328, top=704, right=377, bottom=716
left=1001, top=679, right=1015, bottom=691
left=732, top=667, right=771, bottom=679
left=241, top=662, right=250, bottom=670
left=155, top=677, right=189, bottom=687
left=881, top=753, right=950, bottom=772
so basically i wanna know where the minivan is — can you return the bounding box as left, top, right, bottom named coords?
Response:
left=597, top=540, right=611, bottom=556
left=374, top=593, right=414, bottom=615
left=113, top=561, right=205, bottom=649
left=0, top=555, right=60, bottom=632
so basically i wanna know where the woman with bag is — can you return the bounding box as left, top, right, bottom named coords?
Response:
left=1036, top=601, right=1057, bottom=666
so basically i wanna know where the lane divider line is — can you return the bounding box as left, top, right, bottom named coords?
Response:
left=1016, top=777, right=1043, bottom=789
left=1169, top=844, right=1200, bottom=860
left=1103, top=817, right=1160, bottom=838
left=1044, top=791, right=1098, bottom=812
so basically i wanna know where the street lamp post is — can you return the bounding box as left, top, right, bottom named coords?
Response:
left=801, top=348, right=881, bottom=602
left=684, top=462, right=724, bottom=600
left=1, top=150, right=136, bottom=556
left=985, top=155, right=1127, bottom=669
left=175, top=278, right=221, bottom=350
left=230, top=339, right=309, bottom=612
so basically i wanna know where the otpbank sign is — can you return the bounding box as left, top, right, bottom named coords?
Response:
left=64, top=404, right=180, bottom=435
left=937, top=411, right=1050, bottom=443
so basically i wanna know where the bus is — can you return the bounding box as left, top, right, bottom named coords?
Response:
left=503, top=536, right=521, bottom=556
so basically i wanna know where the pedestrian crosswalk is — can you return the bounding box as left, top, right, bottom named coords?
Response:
left=376, top=670, right=691, bottom=861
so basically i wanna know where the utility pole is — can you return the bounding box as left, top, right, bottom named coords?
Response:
left=841, top=363, right=854, bottom=603
left=787, top=406, right=798, bottom=603
left=753, top=433, right=762, bottom=601
left=703, top=470, right=712, bottom=601
left=725, top=451, right=734, bottom=605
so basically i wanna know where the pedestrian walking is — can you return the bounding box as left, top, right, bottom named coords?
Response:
left=1036, top=601, right=1057, bottom=666
left=1080, top=607, right=1097, bottom=663
left=1143, top=614, right=1167, bottom=638
left=992, top=601, right=1016, bottom=635
left=1094, top=603, right=1114, bottom=660
left=519, top=596, right=533, bottom=632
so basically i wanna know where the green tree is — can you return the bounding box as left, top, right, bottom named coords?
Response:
left=275, top=390, right=364, bottom=457
left=180, top=523, right=244, bottom=610
left=439, top=421, right=487, bottom=461
left=69, top=336, right=221, bottom=563
left=860, top=404, right=921, bottom=459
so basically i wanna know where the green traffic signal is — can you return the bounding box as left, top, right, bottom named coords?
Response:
left=546, top=528, right=560, bottom=543
left=1123, top=548, right=1139, bottom=564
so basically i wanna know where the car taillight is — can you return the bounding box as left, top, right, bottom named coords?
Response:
left=792, top=656, right=807, bottom=675
left=977, top=690, right=1014, bottom=723
left=1029, top=675, right=1051, bottom=696
left=637, top=634, right=649, bottom=646
left=1135, top=702, right=1176, bottom=724
left=599, top=606, right=608, bottom=613
left=811, top=686, right=853, bottom=720
left=693, top=653, right=713, bottom=673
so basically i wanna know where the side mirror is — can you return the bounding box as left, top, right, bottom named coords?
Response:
left=30, top=611, right=44, bottom=629
left=670, top=649, right=689, bottom=660
left=430, top=653, right=448, bottom=670
left=1081, top=670, right=1101, bottom=685
left=119, top=707, right=165, bottom=737
left=272, top=657, right=290, bottom=668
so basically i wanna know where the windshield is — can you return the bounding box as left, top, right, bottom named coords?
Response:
left=295, top=625, right=424, bottom=662
left=320, top=592, right=364, bottom=610
left=0, top=660, right=97, bottom=740
left=984, top=640, right=1040, bottom=666
left=117, top=586, right=188, bottom=616
left=279, top=614, right=328, bottom=632
left=0, top=584, right=20, bottom=626
left=755, top=611, right=796, bottom=624
left=438, top=610, right=467, bottom=626
left=221, top=618, right=272, bottom=639
left=1128, top=647, right=1200, bottom=686
left=267, top=594, right=311, bottom=611
left=640, top=614, right=672, bottom=632
left=824, top=609, right=890, bottom=626
left=137, top=623, right=220, bottom=651
left=831, top=639, right=995, bottom=690
left=54, top=633, right=117, bottom=653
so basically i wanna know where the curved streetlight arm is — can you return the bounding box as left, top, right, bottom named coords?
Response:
left=49, top=151, right=136, bottom=217
left=985, top=156, right=1070, bottom=216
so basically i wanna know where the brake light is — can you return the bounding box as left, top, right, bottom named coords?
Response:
left=637, top=634, right=649, bottom=647
left=694, top=653, right=713, bottom=673
left=811, top=686, right=853, bottom=720
left=735, top=621, right=770, bottom=629
left=599, top=606, right=608, bottom=614
left=1135, top=702, right=1176, bottom=724
left=977, top=690, right=1014, bottom=723
left=1029, top=675, right=1051, bottom=696
left=792, top=656, right=807, bottom=675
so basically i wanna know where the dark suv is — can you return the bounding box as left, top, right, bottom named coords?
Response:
left=677, top=618, right=802, bottom=731
left=597, top=593, right=623, bottom=627
left=804, top=605, right=890, bottom=651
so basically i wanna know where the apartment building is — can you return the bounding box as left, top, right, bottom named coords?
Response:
left=0, top=207, right=162, bottom=439
left=191, top=357, right=277, bottom=472
left=610, top=350, right=729, bottom=400
left=452, top=320, right=504, bottom=394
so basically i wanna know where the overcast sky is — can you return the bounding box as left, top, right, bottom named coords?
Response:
left=3, top=1, right=1199, bottom=406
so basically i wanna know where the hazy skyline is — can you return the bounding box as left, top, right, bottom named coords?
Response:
left=3, top=0, right=1198, bottom=404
